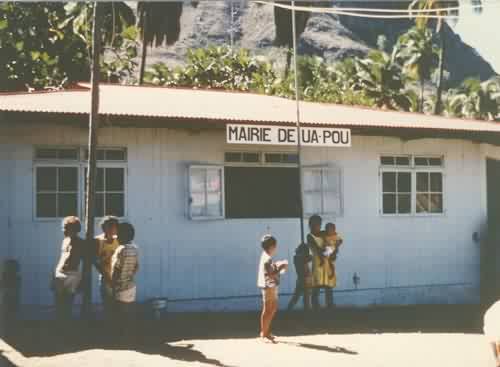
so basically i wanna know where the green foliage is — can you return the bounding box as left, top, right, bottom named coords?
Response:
left=145, top=46, right=277, bottom=92
left=446, top=77, right=500, bottom=120
left=352, top=50, right=416, bottom=110
left=64, top=2, right=135, bottom=48
left=395, top=27, right=439, bottom=83
left=0, top=2, right=89, bottom=91
left=101, top=26, right=139, bottom=84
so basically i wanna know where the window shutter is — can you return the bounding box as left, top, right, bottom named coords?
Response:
left=322, top=166, right=342, bottom=216
left=303, top=165, right=342, bottom=216
left=302, top=168, right=322, bottom=216
left=188, top=165, right=224, bottom=220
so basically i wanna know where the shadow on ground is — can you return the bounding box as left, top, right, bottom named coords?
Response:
left=1, top=305, right=484, bottom=366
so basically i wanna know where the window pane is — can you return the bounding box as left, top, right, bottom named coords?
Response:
left=304, top=192, right=322, bottom=215
left=380, top=156, right=395, bottom=165
left=397, top=172, right=411, bottom=193
left=190, top=192, right=206, bottom=217
left=58, top=193, right=78, bottom=217
left=207, top=169, right=221, bottom=192
left=383, top=194, right=396, bottom=214
left=96, top=168, right=105, bottom=192
left=431, top=194, right=443, bottom=213
left=95, top=193, right=104, bottom=217
left=303, top=170, right=322, bottom=191
left=37, top=193, right=57, bottom=217
left=190, top=168, right=205, bottom=193
left=324, top=194, right=341, bottom=215
left=225, top=152, right=241, bottom=162
left=430, top=173, right=442, bottom=192
left=429, top=157, right=442, bottom=166
left=58, top=149, right=78, bottom=160
left=37, top=167, right=57, bottom=191
left=323, top=169, right=340, bottom=196
left=206, top=192, right=222, bottom=217
left=58, top=167, right=78, bottom=191
left=265, top=153, right=281, bottom=163
left=416, top=193, right=430, bottom=213
left=105, top=149, right=126, bottom=161
left=382, top=172, right=396, bottom=193
left=396, top=156, right=410, bottom=166
left=36, top=149, right=58, bottom=159
left=283, top=154, right=298, bottom=164
left=242, top=152, right=260, bottom=163
left=416, top=172, right=429, bottom=192
left=96, top=150, right=105, bottom=161
left=398, top=194, right=411, bottom=214
left=415, top=157, right=429, bottom=166
left=105, top=168, right=124, bottom=191
left=105, top=193, right=124, bottom=217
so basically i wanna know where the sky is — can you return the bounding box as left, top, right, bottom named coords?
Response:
left=455, top=1, right=500, bottom=74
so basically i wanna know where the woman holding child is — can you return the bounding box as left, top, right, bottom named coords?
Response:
left=307, top=215, right=343, bottom=310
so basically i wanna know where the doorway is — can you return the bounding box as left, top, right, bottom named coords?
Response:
left=483, top=159, right=500, bottom=307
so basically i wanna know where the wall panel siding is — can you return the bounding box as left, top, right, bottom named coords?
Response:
left=1, top=122, right=495, bottom=314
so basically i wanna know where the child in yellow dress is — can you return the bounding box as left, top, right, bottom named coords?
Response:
left=323, top=223, right=343, bottom=282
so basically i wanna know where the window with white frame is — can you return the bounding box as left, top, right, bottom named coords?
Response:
left=303, top=166, right=342, bottom=216
left=189, top=166, right=224, bottom=219
left=34, top=146, right=127, bottom=219
left=380, top=155, right=444, bottom=215
left=36, top=166, right=79, bottom=218
left=84, top=167, right=126, bottom=217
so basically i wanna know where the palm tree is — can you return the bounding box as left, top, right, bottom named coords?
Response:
left=353, top=50, right=416, bottom=111
left=65, top=2, right=135, bottom=47
left=274, top=1, right=311, bottom=77
left=137, top=2, right=187, bottom=85
left=447, top=77, right=500, bottom=120
left=395, top=27, right=439, bottom=112
left=409, top=0, right=483, bottom=115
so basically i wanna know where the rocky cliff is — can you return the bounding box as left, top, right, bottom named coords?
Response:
left=146, top=1, right=497, bottom=86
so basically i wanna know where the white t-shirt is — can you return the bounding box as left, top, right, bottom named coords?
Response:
left=257, top=251, right=279, bottom=289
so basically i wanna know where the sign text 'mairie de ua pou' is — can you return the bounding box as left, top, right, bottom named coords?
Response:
left=226, top=124, right=351, bottom=147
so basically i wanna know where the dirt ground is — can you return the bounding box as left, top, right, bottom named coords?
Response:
left=0, top=305, right=495, bottom=367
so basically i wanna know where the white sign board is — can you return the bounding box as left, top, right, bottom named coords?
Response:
left=226, top=124, right=351, bottom=147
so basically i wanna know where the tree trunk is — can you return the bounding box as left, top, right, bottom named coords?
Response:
left=284, top=49, right=293, bottom=78
left=82, top=2, right=103, bottom=319
left=138, top=10, right=147, bottom=85
left=434, top=26, right=445, bottom=115
left=420, top=79, right=425, bottom=113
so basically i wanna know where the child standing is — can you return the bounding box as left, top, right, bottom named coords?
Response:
left=94, top=216, right=120, bottom=320
left=52, top=216, right=84, bottom=323
left=323, top=223, right=343, bottom=282
left=287, top=242, right=312, bottom=311
left=257, top=235, right=287, bottom=342
left=111, top=222, right=139, bottom=343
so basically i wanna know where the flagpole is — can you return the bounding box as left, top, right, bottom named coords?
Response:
left=82, top=2, right=102, bottom=319
left=291, top=0, right=305, bottom=245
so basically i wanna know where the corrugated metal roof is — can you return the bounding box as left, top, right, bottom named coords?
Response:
left=1, top=84, right=500, bottom=134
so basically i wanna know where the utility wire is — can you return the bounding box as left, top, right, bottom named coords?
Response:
left=254, top=1, right=496, bottom=19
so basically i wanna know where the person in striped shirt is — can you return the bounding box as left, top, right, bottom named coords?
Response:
left=111, top=222, right=139, bottom=335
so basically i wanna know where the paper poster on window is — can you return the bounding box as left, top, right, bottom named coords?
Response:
left=226, top=124, right=351, bottom=147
